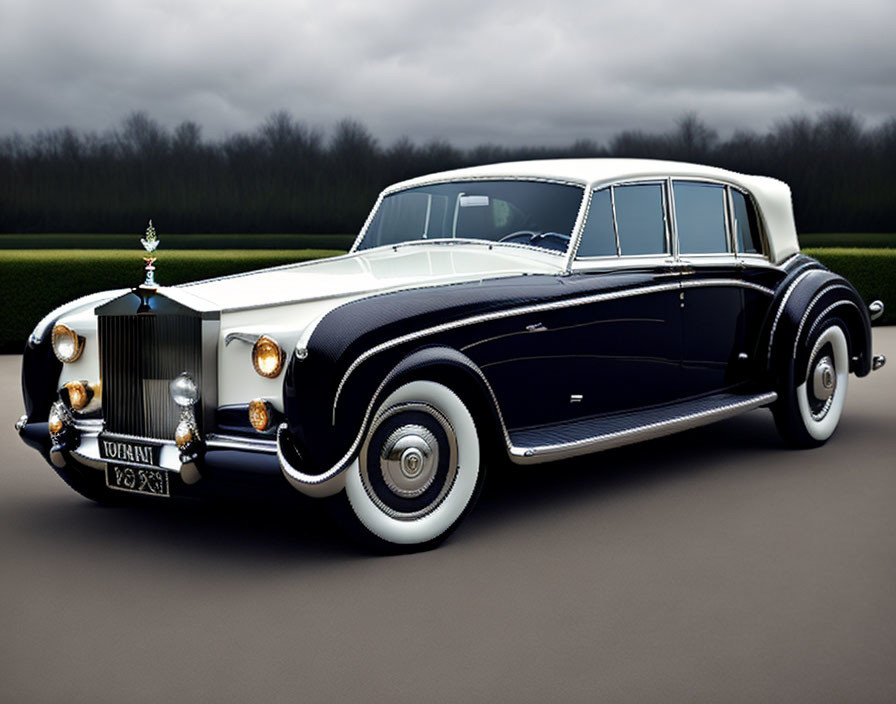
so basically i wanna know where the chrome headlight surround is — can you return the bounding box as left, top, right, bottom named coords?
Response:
left=252, top=335, right=285, bottom=379
left=52, top=324, right=84, bottom=363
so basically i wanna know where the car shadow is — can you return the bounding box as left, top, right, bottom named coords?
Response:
left=16, top=409, right=786, bottom=563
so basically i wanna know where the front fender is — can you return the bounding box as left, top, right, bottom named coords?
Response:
left=278, top=345, right=505, bottom=498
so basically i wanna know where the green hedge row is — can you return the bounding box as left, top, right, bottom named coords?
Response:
left=799, top=233, right=896, bottom=249
left=0, top=249, right=345, bottom=352
left=0, top=247, right=891, bottom=353
left=805, top=248, right=895, bottom=325
left=0, top=233, right=356, bottom=250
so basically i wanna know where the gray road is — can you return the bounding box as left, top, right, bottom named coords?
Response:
left=2, top=329, right=895, bottom=704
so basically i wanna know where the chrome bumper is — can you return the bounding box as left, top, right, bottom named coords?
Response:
left=17, top=412, right=279, bottom=486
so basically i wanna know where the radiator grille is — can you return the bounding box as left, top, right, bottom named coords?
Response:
left=99, top=314, right=202, bottom=439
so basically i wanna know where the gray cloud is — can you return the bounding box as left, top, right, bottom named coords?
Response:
left=1, top=0, right=894, bottom=146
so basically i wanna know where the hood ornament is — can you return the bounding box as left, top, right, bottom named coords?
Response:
left=140, top=219, right=160, bottom=288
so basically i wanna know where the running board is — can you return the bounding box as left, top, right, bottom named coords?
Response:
left=508, top=391, right=778, bottom=464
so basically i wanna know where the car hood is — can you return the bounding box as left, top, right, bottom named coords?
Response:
left=167, top=243, right=564, bottom=313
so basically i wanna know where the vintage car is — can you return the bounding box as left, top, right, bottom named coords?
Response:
left=16, top=159, right=887, bottom=551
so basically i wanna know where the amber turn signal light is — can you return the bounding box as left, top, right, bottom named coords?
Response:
left=248, top=399, right=273, bottom=432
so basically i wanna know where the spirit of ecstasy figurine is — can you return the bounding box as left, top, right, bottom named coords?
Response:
left=140, top=220, right=159, bottom=288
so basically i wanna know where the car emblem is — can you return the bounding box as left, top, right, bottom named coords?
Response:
left=140, top=219, right=159, bottom=288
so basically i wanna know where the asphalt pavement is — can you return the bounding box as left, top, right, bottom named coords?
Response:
left=2, top=328, right=895, bottom=703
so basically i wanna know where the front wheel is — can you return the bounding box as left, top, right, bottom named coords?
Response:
left=773, top=321, right=850, bottom=448
left=338, top=380, right=484, bottom=552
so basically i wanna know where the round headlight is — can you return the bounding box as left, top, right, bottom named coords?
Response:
left=169, top=372, right=199, bottom=407
left=248, top=399, right=273, bottom=432
left=52, top=325, right=84, bottom=363
left=252, top=336, right=284, bottom=378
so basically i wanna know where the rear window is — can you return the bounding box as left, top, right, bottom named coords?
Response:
left=673, top=182, right=729, bottom=254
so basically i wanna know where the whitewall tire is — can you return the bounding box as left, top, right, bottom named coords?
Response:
left=342, top=380, right=483, bottom=550
left=774, top=321, right=850, bottom=448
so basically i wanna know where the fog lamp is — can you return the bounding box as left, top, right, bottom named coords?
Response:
left=64, top=380, right=92, bottom=410
left=48, top=401, right=67, bottom=436
left=175, top=420, right=194, bottom=449
left=169, top=372, right=199, bottom=407
left=252, top=336, right=284, bottom=378
left=248, top=399, right=273, bottom=432
left=52, top=325, right=84, bottom=363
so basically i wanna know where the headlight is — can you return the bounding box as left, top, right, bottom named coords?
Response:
left=252, top=336, right=284, bottom=378
left=52, top=325, right=84, bottom=363
left=248, top=399, right=273, bottom=432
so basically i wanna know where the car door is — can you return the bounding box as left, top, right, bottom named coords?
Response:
left=671, top=180, right=749, bottom=395
left=564, top=182, right=684, bottom=420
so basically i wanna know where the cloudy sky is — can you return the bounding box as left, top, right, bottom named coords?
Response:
left=1, top=0, right=894, bottom=146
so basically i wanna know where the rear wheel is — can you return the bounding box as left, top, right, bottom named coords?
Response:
left=773, top=320, right=849, bottom=448
left=338, top=380, right=485, bottom=552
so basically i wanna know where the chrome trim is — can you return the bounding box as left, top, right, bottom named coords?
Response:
left=791, top=284, right=854, bottom=358
left=872, top=355, right=886, bottom=371
left=98, top=430, right=176, bottom=446
left=15, top=414, right=28, bottom=433
left=206, top=433, right=278, bottom=454
left=509, top=392, right=778, bottom=464
left=767, top=269, right=818, bottom=366
left=332, top=279, right=774, bottom=416
left=869, top=300, right=884, bottom=321
left=804, top=301, right=861, bottom=348
left=225, top=332, right=261, bottom=346
left=72, top=417, right=104, bottom=433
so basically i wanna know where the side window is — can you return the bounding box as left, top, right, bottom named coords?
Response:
left=578, top=188, right=616, bottom=257
left=614, top=184, right=667, bottom=256
left=730, top=189, right=763, bottom=254
left=674, top=182, right=728, bottom=254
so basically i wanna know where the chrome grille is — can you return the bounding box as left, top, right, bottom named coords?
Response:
left=99, top=314, right=202, bottom=439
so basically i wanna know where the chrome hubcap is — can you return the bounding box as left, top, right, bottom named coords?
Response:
left=359, top=402, right=459, bottom=521
left=812, top=356, right=836, bottom=401
left=380, top=425, right=439, bottom=498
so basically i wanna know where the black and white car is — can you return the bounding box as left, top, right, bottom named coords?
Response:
left=17, top=159, right=887, bottom=551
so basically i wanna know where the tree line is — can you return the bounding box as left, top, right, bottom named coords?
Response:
left=1, top=110, right=893, bottom=235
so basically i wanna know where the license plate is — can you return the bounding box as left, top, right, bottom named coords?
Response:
left=106, top=465, right=170, bottom=497
left=99, top=436, right=161, bottom=466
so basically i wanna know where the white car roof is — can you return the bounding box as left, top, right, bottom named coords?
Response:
left=383, top=158, right=800, bottom=264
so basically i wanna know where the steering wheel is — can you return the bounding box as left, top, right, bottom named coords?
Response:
left=498, top=230, right=539, bottom=244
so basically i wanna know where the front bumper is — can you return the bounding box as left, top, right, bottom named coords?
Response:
left=16, top=414, right=289, bottom=495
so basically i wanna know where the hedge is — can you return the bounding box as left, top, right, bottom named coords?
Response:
left=0, top=233, right=356, bottom=250
left=805, top=248, right=895, bottom=325
left=0, top=247, right=891, bottom=353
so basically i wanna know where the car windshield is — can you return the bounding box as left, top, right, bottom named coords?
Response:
left=356, top=180, right=584, bottom=254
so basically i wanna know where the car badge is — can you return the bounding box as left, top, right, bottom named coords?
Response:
left=140, top=219, right=160, bottom=288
